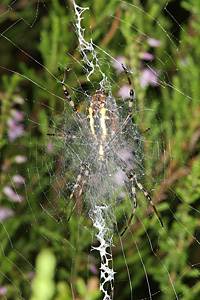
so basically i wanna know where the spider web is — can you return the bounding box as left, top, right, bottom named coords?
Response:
left=1, top=0, right=200, bottom=300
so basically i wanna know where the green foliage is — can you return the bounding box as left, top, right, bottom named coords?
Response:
left=30, top=249, right=56, bottom=300
left=0, top=0, right=200, bottom=299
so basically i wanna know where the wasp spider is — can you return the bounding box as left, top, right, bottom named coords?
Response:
left=48, top=65, right=163, bottom=235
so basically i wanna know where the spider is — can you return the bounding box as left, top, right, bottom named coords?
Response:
left=48, top=65, right=163, bottom=236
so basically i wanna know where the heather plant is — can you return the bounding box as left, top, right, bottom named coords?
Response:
left=0, top=0, right=200, bottom=299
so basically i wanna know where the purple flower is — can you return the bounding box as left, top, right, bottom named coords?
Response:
left=114, top=169, right=126, bottom=186
left=14, top=96, right=25, bottom=105
left=46, top=141, right=53, bottom=154
left=147, top=38, right=161, bottom=47
left=11, top=109, right=24, bottom=122
left=140, top=68, right=159, bottom=88
left=14, top=155, right=27, bottom=164
left=7, top=118, right=24, bottom=142
left=13, top=175, right=26, bottom=186
left=0, top=207, right=15, bottom=222
left=140, top=52, right=154, bottom=61
left=3, top=186, right=24, bottom=202
left=118, top=84, right=130, bottom=99
left=114, top=149, right=133, bottom=186
left=113, top=56, right=126, bottom=74
left=89, top=264, right=99, bottom=275
left=1, top=163, right=8, bottom=171
left=117, top=148, right=133, bottom=161
left=0, top=286, right=7, bottom=296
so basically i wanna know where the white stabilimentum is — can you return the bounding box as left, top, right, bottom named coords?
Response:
left=90, top=205, right=116, bottom=300
left=73, top=2, right=116, bottom=298
left=73, top=1, right=111, bottom=89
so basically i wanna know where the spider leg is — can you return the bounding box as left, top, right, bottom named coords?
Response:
left=136, top=178, right=163, bottom=224
left=121, top=66, right=151, bottom=142
left=67, top=168, right=90, bottom=222
left=109, top=152, right=163, bottom=235
left=58, top=150, right=96, bottom=222
left=108, top=66, right=150, bottom=147
left=120, top=170, right=163, bottom=236
left=120, top=64, right=135, bottom=129
left=58, top=67, right=92, bottom=139
left=107, top=64, right=135, bottom=145
left=120, top=185, right=137, bottom=236
left=58, top=163, right=88, bottom=221
left=58, top=67, right=84, bottom=122
left=132, top=127, right=151, bottom=141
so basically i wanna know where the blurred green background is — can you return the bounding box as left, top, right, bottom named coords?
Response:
left=1, top=0, right=200, bottom=299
